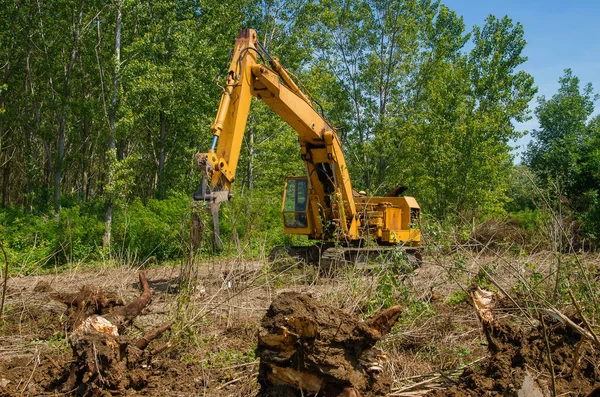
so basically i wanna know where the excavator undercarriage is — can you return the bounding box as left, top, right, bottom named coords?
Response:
left=269, top=243, right=423, bottom=273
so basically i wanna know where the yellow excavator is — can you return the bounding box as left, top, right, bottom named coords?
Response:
left=194, top=29, right=421, bottom=267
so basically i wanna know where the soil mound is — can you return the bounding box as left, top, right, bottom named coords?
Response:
left=427, top=317, right=600, bottom=397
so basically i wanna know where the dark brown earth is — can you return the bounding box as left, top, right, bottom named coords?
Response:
left=0, top=267, right=263, bottom=396
left=426, top=317, right=600, bottom=397
left=0, top=256, right=599, bottom=397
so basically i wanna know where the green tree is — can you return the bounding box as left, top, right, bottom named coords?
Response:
left=457, top=15, right=536, bottom=216
left=234, top=0, right=314, bottom=196
left=304, top=5, right=536, bottom=219
left=120, top=0, right=246, bottom=202
left=526, top=69, right=597, bottom=194
left=525, top=70, right=600, bottom=242
left=397, top=5, right=473, bottom=218
left=578, top=116, right=600, bottom=240
left=303, top=0, right=441, bottom=191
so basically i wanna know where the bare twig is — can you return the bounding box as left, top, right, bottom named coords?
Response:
left=390, top=390, right=443, bottom=397
left=46, top=354, right=62, bottom=370
left=150, top=341, right=172, bottom=356
left=568, top=289, right=600, bottom=347
left=539, top=313, right=557, bottom=397
left=0, top=238, right=8, bottom=320
left=544, top=308, right=600, bottom=349
left=213, top=360, right=259, bottom=371
left=390, top=357, right=487, bottom=395
left=568, top=340, right=585, bottom=377
left=522, top=170, right=598, bottom=309
left=390, top=375, right=443, bottom=394
left=476, top=261, right=535, bottom=327
left=217, top=374, right=250, bottom=390
left=92, top=342, right=104, bottom=384
left=19, top=349, right=40, bottom=396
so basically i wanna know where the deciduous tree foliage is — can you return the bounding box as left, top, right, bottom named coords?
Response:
left=299, top=3, right=536, bottom=219
left=525, top=70, right=600, bottom=242
left=0, top=0, right=247, bottom=212
left=0, top=0, right=547, bottom=258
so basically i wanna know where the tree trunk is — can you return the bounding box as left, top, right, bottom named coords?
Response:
left=0, top=34, right=12, bottom=207
left=53, top=114, right=66, bottom=213
left=1, top=163, right=9, bottom=207
left=156, top=110, right=167, bottom=199
left=103, top=2, right=121, bottom=248
left=23, top=48, right=34, bottom=211
left=248, top=123, right=254, bottom=191
left=78, top=115, right=89, bottom=204
left=53, top=0, right=85, bottom=214
left=24, top=119, right=33, bottom=210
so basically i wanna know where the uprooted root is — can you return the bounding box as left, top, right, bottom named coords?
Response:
left=41, top=272, right=172, bottom=395
left=256, top=292, right=404, bottom=397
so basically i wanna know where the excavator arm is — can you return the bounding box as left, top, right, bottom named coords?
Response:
left=195, top=28, right=420, bottom=252
left=195, top=29, right=360, bottom=246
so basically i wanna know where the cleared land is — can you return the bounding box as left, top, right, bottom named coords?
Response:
left=0, top=248, right=599, bottom=396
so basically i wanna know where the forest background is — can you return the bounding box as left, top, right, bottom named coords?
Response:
left=0, top=0, right=598, bottom=270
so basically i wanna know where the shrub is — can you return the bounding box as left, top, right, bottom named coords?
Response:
left=0, top=207, right=56, bottom=272
left=112, top=196, right=189, bottom=261
left=0, top=205, right=104, bottom=272
left=509, top=208, right=544, bottom=231
left=580, top=190, right=600, bottom=247
left=56, top=206, right=104, bottom=263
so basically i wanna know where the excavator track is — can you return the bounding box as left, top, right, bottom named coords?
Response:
left=269, top=244, right=422, bottom=274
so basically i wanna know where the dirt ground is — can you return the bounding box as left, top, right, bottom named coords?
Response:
left=0, top=251, right=599, bottom=396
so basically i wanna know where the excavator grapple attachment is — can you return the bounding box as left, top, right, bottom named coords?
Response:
left=193, top=176, right=229, bottom=250
left=210, top=202, right=223, bottom=250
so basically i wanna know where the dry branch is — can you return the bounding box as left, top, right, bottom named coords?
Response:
left=135, top=320, right=173, bottom=350
left=568, top=289, right=600, bottom=348
left=105, top=271, right=152, bottom=329
left=150, top=341, right=172, bottom=356
left=365, top=305, right=403, bottom=337
left=544, top=307, right=600, bottom=349
left=539, top=312, right=557, bottom=397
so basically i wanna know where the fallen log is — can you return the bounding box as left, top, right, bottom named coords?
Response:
left=256, top=292, right=403, bottom=397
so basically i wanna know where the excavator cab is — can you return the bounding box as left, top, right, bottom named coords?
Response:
left=282, top=177, right=311, bottom=234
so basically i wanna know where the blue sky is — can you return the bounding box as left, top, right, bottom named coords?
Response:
left=443, top=0, right=600, bottom=161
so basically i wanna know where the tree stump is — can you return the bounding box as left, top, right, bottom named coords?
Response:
left=42, top=272, right=172, bottom=395
left=256, top=292, right=403, bottom=397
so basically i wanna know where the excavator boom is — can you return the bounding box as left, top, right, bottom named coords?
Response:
left=195, top=29, right=420, bottom=258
